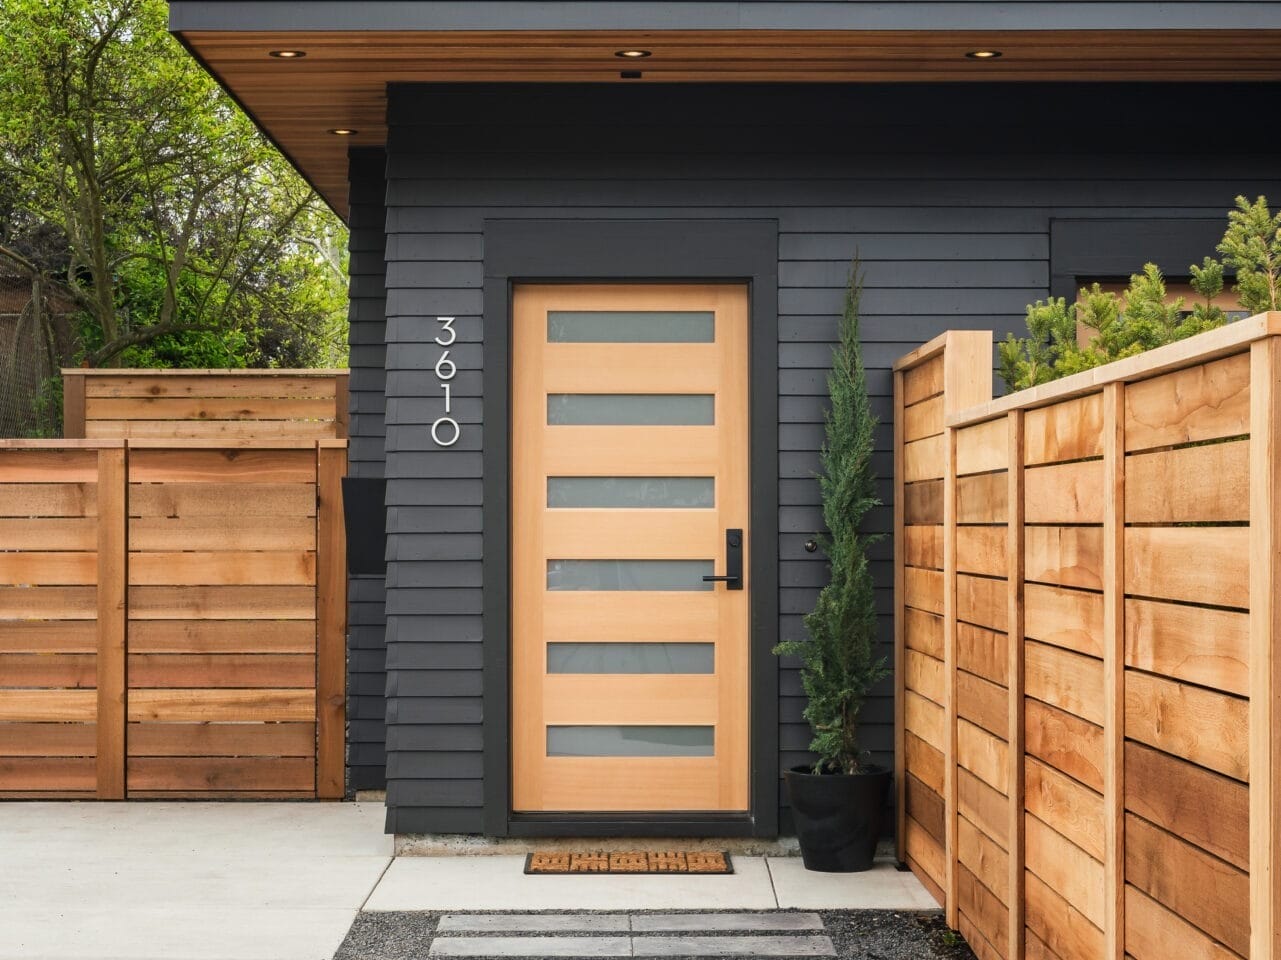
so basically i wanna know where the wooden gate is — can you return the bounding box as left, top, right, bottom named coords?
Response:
left=0, top=439, right=346, bottom=799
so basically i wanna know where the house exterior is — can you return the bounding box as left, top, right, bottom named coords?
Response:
left=168, top=1, right=1281, bottom=839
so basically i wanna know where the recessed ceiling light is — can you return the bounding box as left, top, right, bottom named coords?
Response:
left=269, top=50, right=306, bottom=58
left=614, top=49, right=652, bottom=59
left=965, top=50, right=1002, bottom=59
left=328, top=128, right=358, bottom=136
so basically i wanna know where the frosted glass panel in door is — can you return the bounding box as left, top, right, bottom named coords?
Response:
left=547, top=725, right=715, bottom=757
left=547, top=394, right=713, bottom=425
left=547, top=477, right=715, bottom=509
left=546, top=560, right=713, bottom=591
left=547, top=642, right=715, bottom=674
left=547, top=311, right=714, bottom=343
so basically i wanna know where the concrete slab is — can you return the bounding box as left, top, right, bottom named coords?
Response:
left=0, top=802, right=391, bottom=960
left=428, top=936, right=632, bottom=957
left=365, top=856, right=779, bottom=911
left=632, top=913, right=824, bottom=931
left=0, top=907, right=358, bottom=960
left=631, top=935, right=837, bottom=956
left=765, top=859, right=942, bottom=911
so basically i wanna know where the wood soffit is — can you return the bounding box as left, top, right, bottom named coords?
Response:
left=176, top=29, right=1281, bottom=218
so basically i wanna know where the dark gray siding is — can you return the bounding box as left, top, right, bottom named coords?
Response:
left=380, top=82, right=1281, bottom=834
left=346, top=148, right=389, bottom=792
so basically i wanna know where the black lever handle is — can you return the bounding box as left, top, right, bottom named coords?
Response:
left=702, top=528, right=743, bottom=590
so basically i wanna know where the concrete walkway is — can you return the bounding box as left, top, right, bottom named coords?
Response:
left=0, top=803, right=937, bottom=960
left=0, top=802, right=392, bottom=960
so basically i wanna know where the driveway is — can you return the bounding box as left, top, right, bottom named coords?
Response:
left=0, top=802, right=392, bottom=960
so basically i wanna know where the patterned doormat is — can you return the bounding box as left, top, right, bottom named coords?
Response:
left=524, top=850, right=733, bottom=875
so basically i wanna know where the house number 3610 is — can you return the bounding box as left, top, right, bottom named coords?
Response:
left=431, top=316, right=461, bottom=447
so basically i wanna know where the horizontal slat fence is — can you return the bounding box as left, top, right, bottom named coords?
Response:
left=894, top=312, right=1281, bottom=960
left=0, top=439, right=346, bottom=799
left=62, top=369, right=349, bottom=440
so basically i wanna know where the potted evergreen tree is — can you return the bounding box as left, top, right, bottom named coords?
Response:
left=775, top=261, right=891, bottom=872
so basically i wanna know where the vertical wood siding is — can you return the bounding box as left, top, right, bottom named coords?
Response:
left=374, top=82, right=1281, bottom=835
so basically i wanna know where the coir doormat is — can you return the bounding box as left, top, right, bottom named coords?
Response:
left=524, top=850, right=733, bottom=875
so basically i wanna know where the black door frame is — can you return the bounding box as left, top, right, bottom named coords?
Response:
left=481, top=218, right=780, bottom=837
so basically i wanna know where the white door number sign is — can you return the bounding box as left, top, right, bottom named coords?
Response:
left=431, top=316, right=461, bottom=447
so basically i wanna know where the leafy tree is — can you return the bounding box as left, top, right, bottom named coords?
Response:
left=0, top=0, right=347, bottom=369
left=774, top=263, right=887, bottom=775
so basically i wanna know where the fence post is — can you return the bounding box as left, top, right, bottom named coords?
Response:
left=1006, top=410, right=1026, bottom=959
left=943, top=423, right=959, bottom=926
left=893, top=368, right=907, bottom=864
left=1250, top=337, right=1281, bottom=959
left=316, top=440, right=348, bottom=799
left=95, top=443, right=126, bottom=799
left=63, top=371, right=86, bottom=439
left=1102, top=383, right=1126, bottom=960
left=939, top=331, right=993, bottom=926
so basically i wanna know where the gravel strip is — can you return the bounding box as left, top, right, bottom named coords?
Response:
left=335, top=911, right=977, bottom=960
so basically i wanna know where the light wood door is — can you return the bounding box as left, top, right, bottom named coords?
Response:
left=512, top=284, right=750, bottom=812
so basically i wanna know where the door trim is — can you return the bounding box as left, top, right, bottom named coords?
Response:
left=482, top=218, right=779, bottom=838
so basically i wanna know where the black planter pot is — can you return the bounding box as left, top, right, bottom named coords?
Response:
left=784, top=765, right=892, bottom=872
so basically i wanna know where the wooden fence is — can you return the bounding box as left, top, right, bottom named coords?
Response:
left=893, top=313, right=1281, bottom=960
left=0, top=439, right=347, bottom=799
left=62, top=369, right=349, bottom=440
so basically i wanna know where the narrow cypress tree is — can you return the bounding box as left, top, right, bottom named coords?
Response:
left=775, top=261, right=887, bottom=775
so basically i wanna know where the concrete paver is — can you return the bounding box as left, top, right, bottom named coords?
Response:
left=631, top=935, right=837, bottom=956
left=631, top=913, right=825, bottom=931
left=428, top=936, right=633, bottom=957
left=437, top=915, right=631, bottom=933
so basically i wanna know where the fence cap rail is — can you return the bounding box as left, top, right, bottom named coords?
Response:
left=60, top=368, right=348, bottom=377
left=0, top=439, right=345, bottom=451
left=0, top=439, right=125, bottom=450
left=945, top=310, right=1281, bottom=428
left=124, top=438, right=348, bottom=450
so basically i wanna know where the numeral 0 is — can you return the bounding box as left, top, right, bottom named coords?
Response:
left=431, top=417, right=461, bottom=447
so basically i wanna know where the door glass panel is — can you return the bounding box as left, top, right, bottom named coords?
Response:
left=548, top=725, right=715, bottom=757
left=547, top=560, right=713, bottom=591
left=548, top=642, right=715, bottom=674
left=548, top=311, right=714, bottom=343
left=547, top=394, right=713, bottom=426
left=547, top=477, right=714, bottom=509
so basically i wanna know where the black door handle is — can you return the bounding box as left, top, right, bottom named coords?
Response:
left=702, top=528, right=743, bottom=590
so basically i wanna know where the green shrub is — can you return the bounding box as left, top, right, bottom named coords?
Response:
left=1000, top=196, right=1280, bottom=392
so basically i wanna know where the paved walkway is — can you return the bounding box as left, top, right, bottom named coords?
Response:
left=0, top=803, right=938, bottom=960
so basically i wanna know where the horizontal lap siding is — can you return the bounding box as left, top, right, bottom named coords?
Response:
left=379, top=82, right=1281, bottom=835
left=347, top=149, right=389, bottom=793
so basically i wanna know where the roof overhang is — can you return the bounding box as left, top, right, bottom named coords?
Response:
left=169, top=3, right=1281, bottom=219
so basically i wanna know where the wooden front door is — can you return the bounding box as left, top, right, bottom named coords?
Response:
left=512, top=284, right=750, bottom=813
